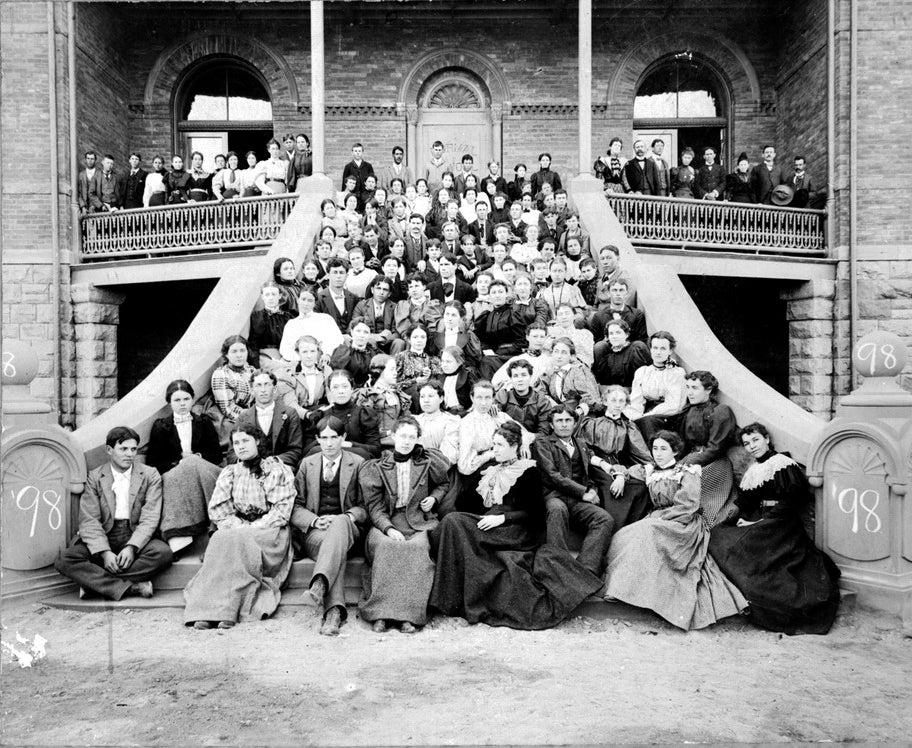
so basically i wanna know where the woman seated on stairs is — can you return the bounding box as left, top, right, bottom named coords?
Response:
left=184, top=423, right=296, bottom=630
left=145, top=379, right=222, bottom=554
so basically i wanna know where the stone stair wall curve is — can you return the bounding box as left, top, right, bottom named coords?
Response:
left=570, top=176, right=826, bottom=464
left=70, top=181, right=333, bottom=469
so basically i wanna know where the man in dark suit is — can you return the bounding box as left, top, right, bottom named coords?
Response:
left=468, top=200, right=495, bottom=247
left=404, top=213, right=430, bottom=269
left=787, top=156, right=824, bottom=208
left=353, top=277, right=396, bottom=350
left=237, top=370, right=304, bottom=471
left=750, top=145, right=786, bottom=205
left=589, top=278, right=647, bottom=344
left=292, top=415, right=366, bottom=636
left=55, top=426, right=173, bottom=599
left=341, top=143, right=374, bottom=193
left=426, top=253, right=476, bottom=305
left=315, top=259, right=359, bottom=334
left=533, top=407, right=615, bottom=576
left=123, top=153, right=147, bottom=210
left=694, top=146, right=726, bottom=200
left=622, top=140, right=662, bottom=195
left=77, top=150, right=101, bottom=215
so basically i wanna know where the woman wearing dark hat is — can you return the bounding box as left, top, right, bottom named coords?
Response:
left=725, top=152, right=756, bottom=203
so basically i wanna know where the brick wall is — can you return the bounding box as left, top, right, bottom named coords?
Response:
left=74, top=3, right=130, bottom=161
left=69, top=1, right=787, bottom=186
left=850, top=0, right=912, bottom=392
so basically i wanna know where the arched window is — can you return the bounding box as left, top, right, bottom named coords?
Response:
left=633, top=53, right=730, bottom=170
left=174, top=58, right=274, bottom=169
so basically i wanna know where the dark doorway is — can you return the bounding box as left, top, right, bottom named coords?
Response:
left=677, top=127, right=725, bottom=169
left=229, top=129, right=275, bottom=163
left=117, top=279, right=218, bottom=397
left=680, top=275, right=788, bottom=394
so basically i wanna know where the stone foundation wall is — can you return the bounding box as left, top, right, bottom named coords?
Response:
left=70, top=285, right=124, bottom=428
left=782, top=280, right=838, bottom=419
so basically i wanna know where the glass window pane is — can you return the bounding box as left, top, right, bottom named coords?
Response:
left=227, top=71, right=272, bottom=121
left=634, top=58, right=722, bottom=119
left=184, top=67, right=228, bottom=120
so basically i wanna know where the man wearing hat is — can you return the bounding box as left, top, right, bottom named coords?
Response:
left=750, top=145, right=786, bottom=204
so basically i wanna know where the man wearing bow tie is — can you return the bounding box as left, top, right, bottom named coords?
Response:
left=427, top=253, right=477, bottom=306
left=787, top=156, right=823, bottom=208
left=378, top=145, right=413, bottom=191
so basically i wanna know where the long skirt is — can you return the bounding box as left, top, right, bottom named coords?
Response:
left=709, top=516, right=841, bottom=635
left=698, top=457, right=739, bottom=528
left=604, top=508, right=747, bottom=630
left=160, top=456, right=221, bottom=540
left=429, top=513, right=603, bottom=630
left=183, top=524, right=292, bottom=624
left=589, top=466, right=650, bottom=529
left=360, top=524, right=435, bottom=625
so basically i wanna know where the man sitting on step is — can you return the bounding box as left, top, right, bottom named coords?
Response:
left=55, top=426, right=173, bottom=600
left=291, top=415, right=367, bottom=636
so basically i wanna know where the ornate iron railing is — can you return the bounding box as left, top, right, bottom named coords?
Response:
left=605, top=193, right=826, bottom=255
left=78, top=194, right=299, bottom=261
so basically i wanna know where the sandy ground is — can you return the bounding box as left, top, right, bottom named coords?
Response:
left=1, top=598, right=910, bottom=746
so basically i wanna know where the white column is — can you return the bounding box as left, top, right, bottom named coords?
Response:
left=578, top=0, right=592, bottom=176
left=310, top=0, right=325, bottom=175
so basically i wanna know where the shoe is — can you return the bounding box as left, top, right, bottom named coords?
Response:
left=192, top=621, right=212, bottom=630
left=167, top=536, right=194, bottom=555
left=319, top=608, right=342, bottom=637
left=400, top=622, right=419, bottom=634
left=372, top=619, right=387, bottom=633
left=128, top=581, right=153, bottom=598
left=216, top=621, right=236, bottom=630
left=302, top=577, right=327, bottom=608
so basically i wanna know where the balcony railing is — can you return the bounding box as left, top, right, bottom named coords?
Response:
left=605, top=193, right=826, bottom=255
left=78, top=193, right=299, bottom=262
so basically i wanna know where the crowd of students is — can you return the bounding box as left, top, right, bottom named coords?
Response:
left=58, top=140, right=841, bottom=639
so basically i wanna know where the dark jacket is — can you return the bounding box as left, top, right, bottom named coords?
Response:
left=589, top=305, right=647, bottom=344
left=495, top=387, right=553, bottom=436
left=622, top=158, right=661, bottom=195
left=353, top=298, right=397, bottom=341
left=532, top=434, right=595, bottom=504
left=237, top=402, right=304, bottom=471
left=750, top=163, right=785, bottom=205
left=427, top=278, right=477, bottom=305
left=145, top=414, right=222, bottom=475
left=123, top=169, right=148, bottom=210
left=315, top=287, right=359, bottom=334
left=341, top=159, right=374, bottom=192
left=694, top=163, right=726, bottom=200
left=359, top=447, right=451, bottom=533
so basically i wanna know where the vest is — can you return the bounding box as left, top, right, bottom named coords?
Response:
left=318, top=464, right=343, bottom=516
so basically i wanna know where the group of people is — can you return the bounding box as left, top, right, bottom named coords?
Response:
left=593, top=137, right=824, bottom=208
left=57, top=136, right=840, bottom=638
left=76, top=133, right=313, bottom=213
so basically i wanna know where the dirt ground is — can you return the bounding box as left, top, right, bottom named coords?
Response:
left=1, top=597, right=910, bottom=746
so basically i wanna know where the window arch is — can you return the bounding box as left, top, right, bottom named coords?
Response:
left=173, top=56, right=275, bottom=168
left=633, top=53, right=731, bottom=169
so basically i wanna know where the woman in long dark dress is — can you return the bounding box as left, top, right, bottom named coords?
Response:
left=430, top=422, right=602, bottom=630
left=576, top=386, right=652, bottom=530
left=678, top=370, right=739, bottom=528
left=709, top=422, right=841, bottom=635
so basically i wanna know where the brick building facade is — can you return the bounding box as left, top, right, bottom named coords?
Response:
left=1, top=0, right=910, bottom=429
